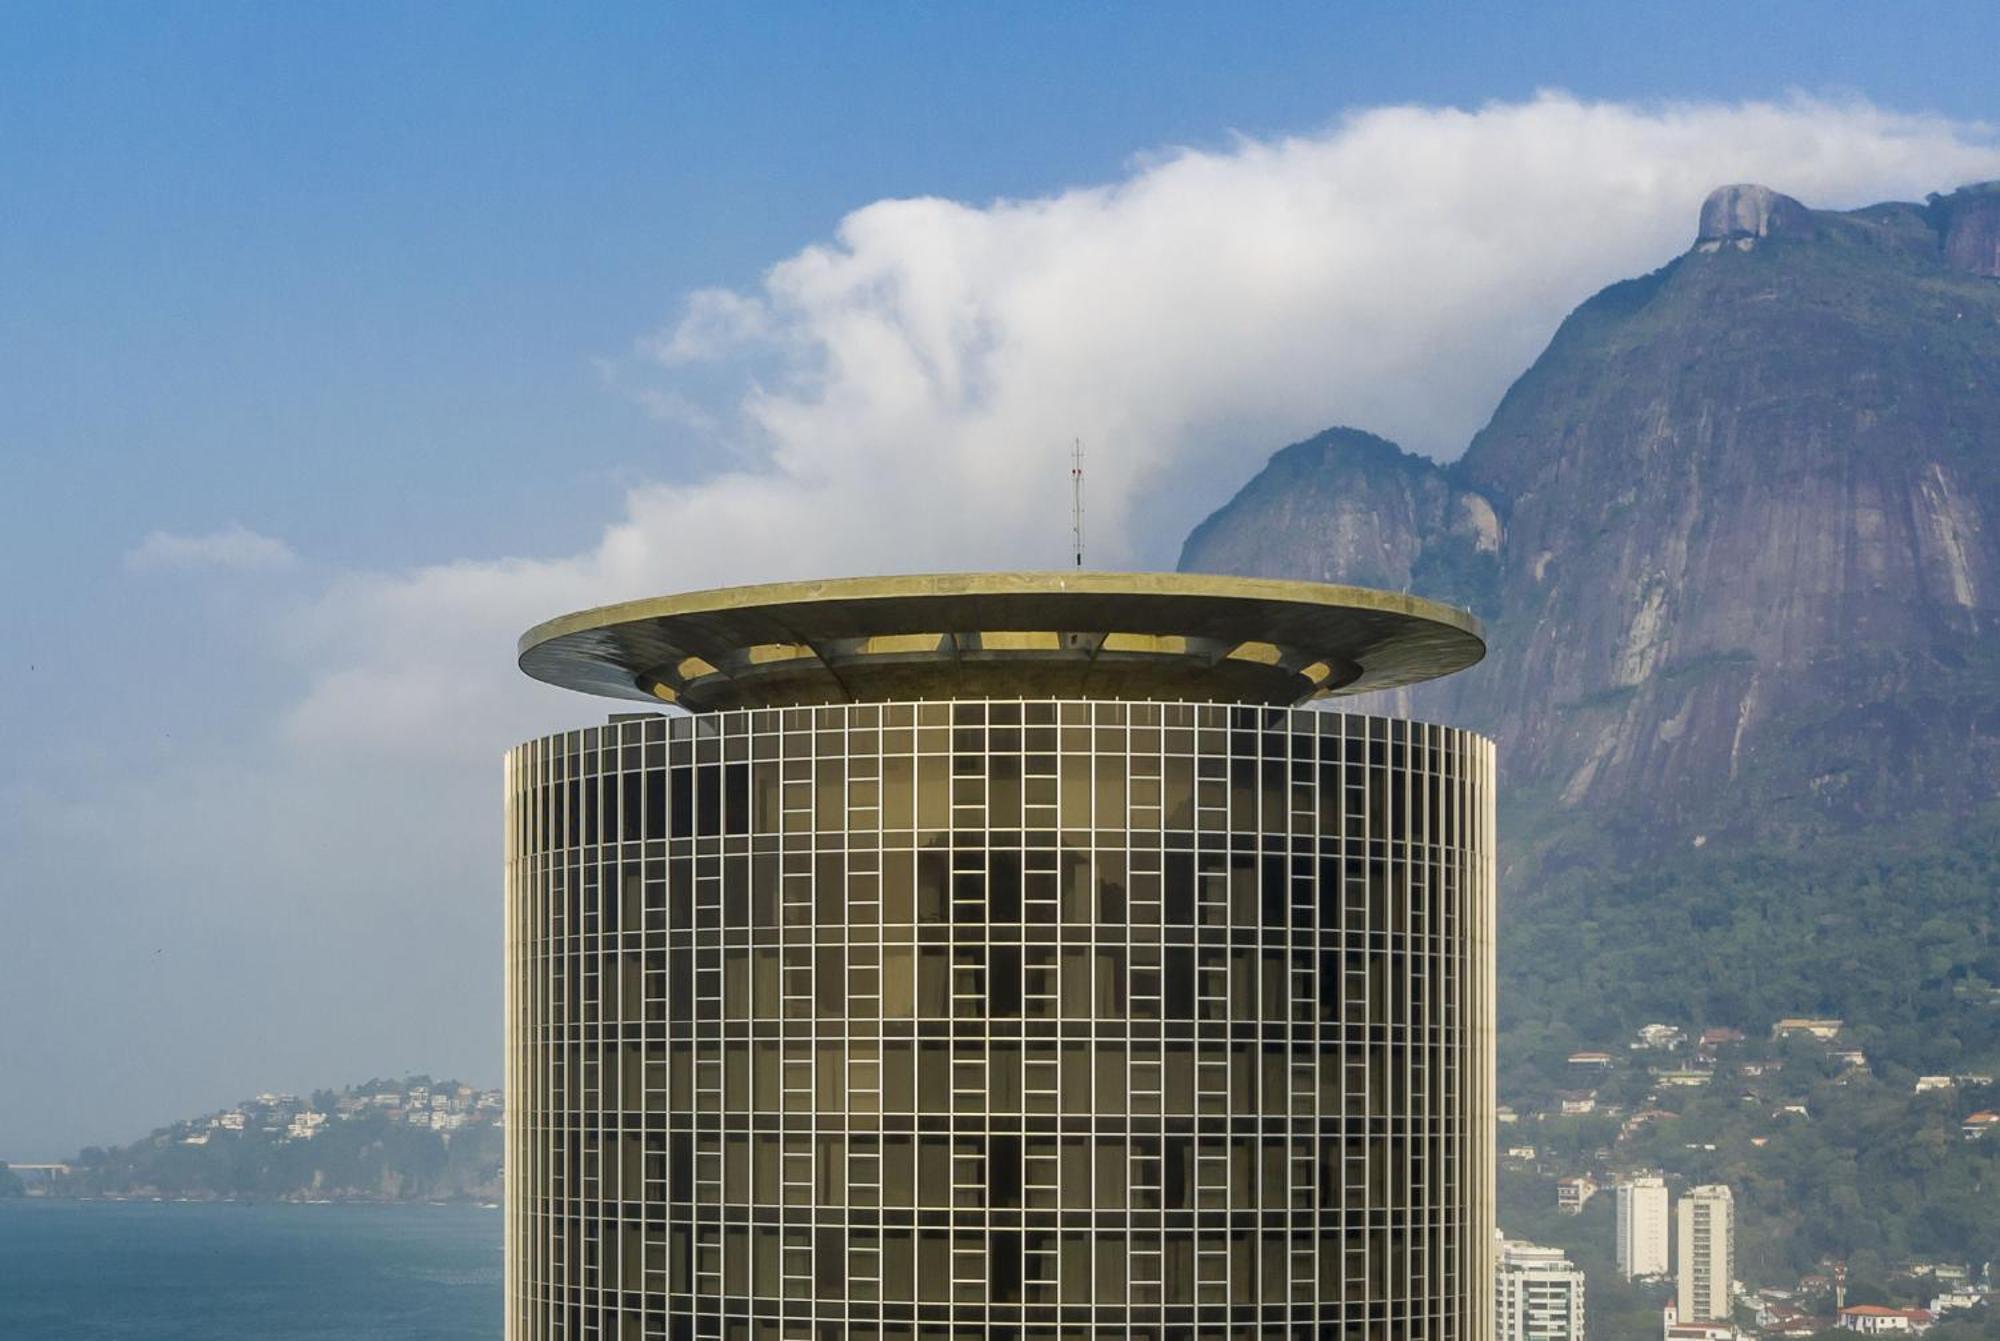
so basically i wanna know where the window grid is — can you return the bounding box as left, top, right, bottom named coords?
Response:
left=504, top=701, right=1496, bottom=1341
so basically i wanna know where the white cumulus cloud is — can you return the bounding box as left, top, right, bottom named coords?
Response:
left=127, top=523, right=297, bottom=573
left=283, top=92, right=2000, bottom=762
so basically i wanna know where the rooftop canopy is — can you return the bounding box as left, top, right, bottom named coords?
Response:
left=518, top=571, right=1484, bottom=712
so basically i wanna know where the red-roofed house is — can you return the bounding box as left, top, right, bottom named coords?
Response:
left=1662, top=1300, right=1734, bottom=1340
left=1838, top=1305, right=1934, bottom=1334
left=1962, top=1111, right=1998, bottom=1141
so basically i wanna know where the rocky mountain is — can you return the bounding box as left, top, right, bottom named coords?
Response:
left=1183, top=181, right=2000, bottom=849
left=1178, top=426, right=1503, bottom=599
left=1180, top=185, right=2000, bottom=1281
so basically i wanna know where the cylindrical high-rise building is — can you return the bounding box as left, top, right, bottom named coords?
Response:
left=504, top=572, right=1496, bottom=1341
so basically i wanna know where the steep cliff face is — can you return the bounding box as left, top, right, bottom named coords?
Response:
left=1181, top=182, right=2000, bottom=844
left=1935, top=181, right=2000, bottom=278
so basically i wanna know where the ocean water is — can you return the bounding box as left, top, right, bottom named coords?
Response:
left=0, top=1200, right=501, bottom=1339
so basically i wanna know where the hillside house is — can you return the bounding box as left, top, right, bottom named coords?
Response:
left=1555, top=1175, right=1597, bottom=1215
left=1771, top=1018, right=1843, bottom=1042
left=1635, top=1023, right=1685, bottom=1050
left=1929, top=1290, right=1987, bottom=1316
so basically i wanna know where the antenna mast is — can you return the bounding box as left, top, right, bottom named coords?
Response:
left=1070, top=438, right=1085, bottom=568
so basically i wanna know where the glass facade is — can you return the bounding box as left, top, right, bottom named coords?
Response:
left=505, top=698, right=1495, bottom=1341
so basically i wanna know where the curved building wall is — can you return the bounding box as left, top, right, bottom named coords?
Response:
left=504, top=699, right=1495, bottom=1341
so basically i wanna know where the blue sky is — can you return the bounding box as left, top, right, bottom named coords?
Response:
left=6, top=3, right=2000, bottom=1157
left=9, top=3, right=2000, bottom=575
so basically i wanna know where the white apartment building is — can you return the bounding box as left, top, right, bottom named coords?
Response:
left=1496, top=1237, right=1587, bottom=1341
left=1618, top=1175, right=1672, bottom=1278
left=1677, top=1184, right=1735, bottom=1323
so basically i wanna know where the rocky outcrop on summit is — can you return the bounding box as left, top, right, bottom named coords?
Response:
left=1182, top=183, right=2000, bottom=843
left=1696, top=183, right=1811, bottom=248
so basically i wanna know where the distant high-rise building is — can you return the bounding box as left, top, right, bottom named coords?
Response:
left=502, top=573, right=1497, bottom=1339
left=1676, top=1184, right=1735, bottom=1322
left=1617, top=1175, right=1671, bottom=1278
left=1495, top=1237, right=1587, bottom=1341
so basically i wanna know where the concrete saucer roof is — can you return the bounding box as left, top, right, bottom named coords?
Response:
left=517, top=571, right=1484, bottom=712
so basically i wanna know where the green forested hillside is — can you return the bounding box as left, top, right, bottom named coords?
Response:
left=1495, top=803, right=2000, bottom=1289
left=1500, top=804, right=2000, bottom=1097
